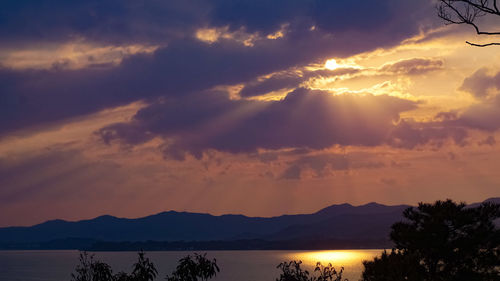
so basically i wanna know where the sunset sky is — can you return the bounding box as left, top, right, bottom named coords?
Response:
left=1, top=0, right=500, bottom=227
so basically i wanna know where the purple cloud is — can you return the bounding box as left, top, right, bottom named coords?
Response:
left=0, top=0, right=437, bottom=136
left=99, top=88, right=419, bottom=158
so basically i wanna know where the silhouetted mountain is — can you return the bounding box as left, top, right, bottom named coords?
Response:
left=0, top=199, right=495, bottom=250
left=468, top=197, right=500, bottom=208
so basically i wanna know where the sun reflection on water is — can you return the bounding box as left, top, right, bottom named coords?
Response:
left=280, top=249, right=382, bottom=279
left=300, top=250, right=366, bottom=264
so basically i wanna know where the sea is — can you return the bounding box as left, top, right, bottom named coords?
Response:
left=0, top=249, right=384, bottom=281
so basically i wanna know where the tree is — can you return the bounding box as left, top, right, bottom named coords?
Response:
left=71, top=251, right=157, bottom=281
left=71, top=252, right=114, bottom=281
left=276, top=260, right=345, bottom=281
left=437, top=0, right=500, bottom=47
left=361, top=250, right=423, bottom=281
left=165, top=253, right=219, bottom=281
left=129, top=251, right=158, bottom=281
left=361, top=200, right=500, bottom=281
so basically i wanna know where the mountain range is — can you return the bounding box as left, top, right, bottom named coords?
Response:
left=1, top=198, right=498, bottom=250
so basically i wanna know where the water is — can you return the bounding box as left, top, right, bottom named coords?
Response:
left=0, top=249, right=383, bottom=281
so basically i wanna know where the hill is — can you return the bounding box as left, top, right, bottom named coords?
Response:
left=0, top=198, right=496, bottom=250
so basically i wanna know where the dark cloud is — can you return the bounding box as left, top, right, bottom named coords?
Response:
left=239, top=71, right=303, bottom=98
left=380, top=58, right=444, bottom=75
left=1, top=0, right=435, bottom=46
left=459, top=68, right=500, bottom=99
left=388, top=119, right=468, bottom=149
left=239, top=68, right=360, bottom=98
left=0, top=0, right=209, bottom=46
left=99, top=88, right=419, bottom=158
left=0, top=0, right=437, bottom=136
left=436, top=69, right=500, bottom=131
left=450, top=96, right=500, bottom=131
left=0, top=34, right=340, bottom=135
left=239, top=57, right=443, bottom=98
left=478, top=136, right=496, bottom=146
left=280, top=153, right=385, bottom=180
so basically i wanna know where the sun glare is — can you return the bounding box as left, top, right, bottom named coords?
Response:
left=282, top=250, right=380, bottom=268
left=301, top=250, right=363, bottom=263
left=324, top=59, right=339, bottom=70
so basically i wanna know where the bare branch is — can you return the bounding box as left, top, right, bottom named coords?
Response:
left=437, top=0, right=500, bottom=46
left=455, top=0, right=499, bottom=15
left=466, top=40, right=500, bottom=46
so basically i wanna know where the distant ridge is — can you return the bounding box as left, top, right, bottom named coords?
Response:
left=468, top=197, right=500, bottom=208
left=0, top=198, right=496, bottom=250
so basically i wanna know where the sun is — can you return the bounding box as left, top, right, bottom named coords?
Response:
left=324, top=58, right=339, bottom=70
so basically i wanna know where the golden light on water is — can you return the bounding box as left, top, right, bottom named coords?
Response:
left=279, top=250, right=383, bottom=280
left=282, top=250, right=382, bottom=269
left=301, top=250, right=363, bottom=263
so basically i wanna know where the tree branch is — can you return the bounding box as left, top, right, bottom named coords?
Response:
left=455, top=0, right=499, bottom=15
left=438, top=0, right=500, bottom=46
left=466, top=40, right=500, bottom=46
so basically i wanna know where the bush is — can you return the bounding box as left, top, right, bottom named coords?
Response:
left=70, top=251, right=157, bottom=281
left=71, top=252, right=114, bottom=281
left=166, top=253, right=219, bottom=281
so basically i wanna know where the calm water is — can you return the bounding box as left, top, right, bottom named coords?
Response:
left=0, top=249, right=383, bottom=281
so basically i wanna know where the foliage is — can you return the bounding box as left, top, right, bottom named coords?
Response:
left=165, top=253, right=219, bottom=281
left=361, top=250, right=423, bottom=281
left=437, top=0, right=500, bottom=47
left=130, top=251, right=158, bottom=281
left=71, top=251, right=157, bottom=281
left=71, top=251, right=114, bottom=281
left=361, top=200, right=500, bottom=281
left=113, top=272, right=132, bottom=281
left=276, top=260, right=345, bottom=281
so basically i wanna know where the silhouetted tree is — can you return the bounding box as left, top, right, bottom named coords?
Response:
left=130, top=251, right=158, bottom=281
left=71, top=251, right=157, bottom=281
left=113, top=272, right=132, bottom=281
left=361, top=250, right=423, bottom=281
left=165, top=253, right=219, bottom=281
left=71, top=251, right=114, bottom=281
left=437, top=0, right=500, bottom=46
left=361, top=200, right=500, bottom=281
left=276, top=260, right=345, bottom=281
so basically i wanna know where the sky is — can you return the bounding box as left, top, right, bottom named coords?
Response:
left=1, top=0, right=500, bottom=227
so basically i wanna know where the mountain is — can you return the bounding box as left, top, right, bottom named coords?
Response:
left=467, top=197, right=500, bottom=208
left=0, top=198, right=496, bottom=250
left=0, top=202, right=407, bottom=247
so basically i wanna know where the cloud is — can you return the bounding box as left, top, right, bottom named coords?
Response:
left=239, top=71, right=304, bottom=98
left=0, top=0, right=437, bottom=135
left=1, top=0, right=436, bottom=46
left=0, top=34, right=337, bottom=135
left=478, top=136, right=496, bottom=146
left=460, top=68, right=500, bottom=99
left=449, top=96, right=500, bottom=131
left=99, top=88, right=420, bottom=158
left=379, top=58, right=444, bottom=75
left=239, top=68, right=361, bottom=98
left=436, top=68, right=500, bottom=131
left=238, top=57, right=443, bottom=98
left=280, top=153, right=385, bottom=180
left=388, top=119, right=468, bottom=149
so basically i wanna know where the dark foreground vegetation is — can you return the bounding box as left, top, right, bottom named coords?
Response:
left=70, top=200, right=499, bottom=281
